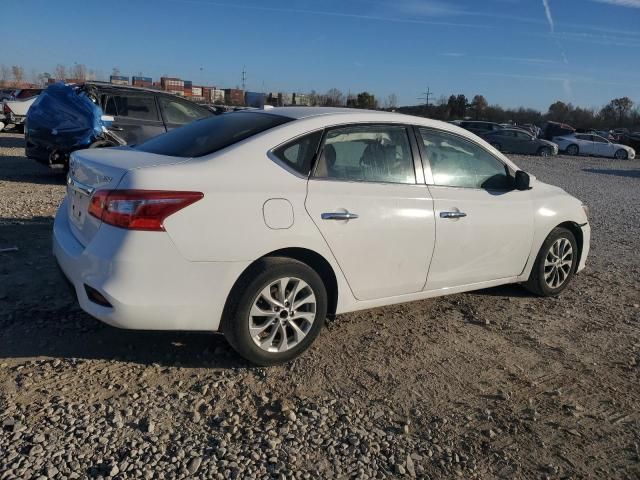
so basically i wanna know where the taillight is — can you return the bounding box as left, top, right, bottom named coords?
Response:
left=88, top=190, right=203, bottom=231
left=3, top=103, right=11, bottom=114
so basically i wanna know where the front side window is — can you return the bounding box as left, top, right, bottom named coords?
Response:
left=515, top=131, right=532, bottom=140
left=496, top=130, right=515, bottom=137
left=313, top=125, right=415, bottom=184
left=592, top=135, right=608, bottom=143
left=419, top=128, right=512, bottom=190
left=159, top=96, right=210, bottom=125
left=272, top=131, right=322, bottom=176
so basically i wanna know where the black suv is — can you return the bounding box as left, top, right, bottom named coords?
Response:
left=26, top=82, right=213, bottom=167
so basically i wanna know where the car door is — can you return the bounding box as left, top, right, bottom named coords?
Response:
left=157, top=96, right=211, bottom=131
left=104, top=93, right=166, bottom=145
left=305, top=124, right=436, bottom=301
left=417, top=127, right=534, bottom=291
left=575, top=134, right=595, bottom=155
left=513, top=130, right=537, bottom=154
left=490, top=130, right=515, bottom=151
left=592, top=135, right=614, bottom=157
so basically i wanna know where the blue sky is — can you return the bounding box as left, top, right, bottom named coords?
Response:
left=6, top=0, right=640, bottom=110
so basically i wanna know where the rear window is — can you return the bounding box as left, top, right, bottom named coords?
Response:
left=135, top=112, right=293, bottom=158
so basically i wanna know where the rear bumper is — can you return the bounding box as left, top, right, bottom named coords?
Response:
left=53, top=197, right=249, bottom=331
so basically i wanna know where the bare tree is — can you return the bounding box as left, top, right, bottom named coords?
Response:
left=72, top=63, right=87, bottom=81
left=54, top=64, right=67, bottom=81
left=11, top=65, right=25, bottom=86
left=0, top=65, right=10, bottom=87
left=324, top=88, right=344, bottom=107
left=385, top=93, right=398, bottom=109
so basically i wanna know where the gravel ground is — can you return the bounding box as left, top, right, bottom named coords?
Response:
left=1, top=132, right=639, bottom=479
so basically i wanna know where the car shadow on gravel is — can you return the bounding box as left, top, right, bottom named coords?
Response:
left=0, top=218, right=250, bottom=370
left=583, top=168, right=640, bottom=179
left=0, top=134, right=25, bottom=149
left=470, top=284, right=532, bottom=297
left=0, top=307, right=249, bottom=369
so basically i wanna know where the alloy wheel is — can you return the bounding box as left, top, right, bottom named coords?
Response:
left=248, top=277, right=317, bottom=353
left=614, top=149, right=627, bottom=160
left=544, top=238, right=573, bottom=289
left=540, top=147, right=551, bottom=157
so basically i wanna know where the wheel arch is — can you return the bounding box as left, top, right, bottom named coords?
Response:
left=566, top=143, right=579, bottom=154
left=221, top=247, right=340, bottom=328
left=555, top=221, right=584, bottom=270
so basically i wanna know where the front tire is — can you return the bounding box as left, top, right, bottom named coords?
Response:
left=566, top=144, right=579, bottom=156
left=222, top=257, right=328, bottom=366
left=538, top=146, right=552, bottom=157
left=524, top=227, right=578, bottom=297
left=614, top=149, right=628, bottom=160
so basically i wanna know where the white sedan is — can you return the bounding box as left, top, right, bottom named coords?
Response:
left=554, top=133, right=635, bottom=159
left=54, top=108, right=590, bottom=365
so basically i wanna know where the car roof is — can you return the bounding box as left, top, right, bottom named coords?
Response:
left=260, top=106, right=385, bottom=119
left=83, top=81, right=177, bottom=97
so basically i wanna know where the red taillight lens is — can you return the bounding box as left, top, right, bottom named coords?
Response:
left=3, top=103, right=11, bottom=114
left=88, top=190, right=203, bottom=231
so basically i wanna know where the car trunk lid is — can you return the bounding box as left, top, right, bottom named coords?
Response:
left=66, top=147, right=188, bottom=246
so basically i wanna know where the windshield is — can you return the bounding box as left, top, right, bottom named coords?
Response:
left=134, top=111, right=292, bottom=158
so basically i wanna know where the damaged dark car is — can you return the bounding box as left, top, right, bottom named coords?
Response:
left=25, top=82, right=213, bottom=168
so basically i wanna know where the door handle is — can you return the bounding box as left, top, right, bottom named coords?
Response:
left=321, top=211, right=359, bottom=221
left=109, top=126, right=124, bottom=131
left=440, top=211, right=467, bottom=219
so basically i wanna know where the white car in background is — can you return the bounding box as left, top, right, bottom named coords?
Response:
left=554, top=133, right=635, bottom=159
left=1, top=88, right=42, bottom=132
left=54, top=108, right=590, bottom=365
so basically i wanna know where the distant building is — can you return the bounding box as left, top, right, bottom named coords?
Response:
left=161, top=77, right=184, bottom=96
left=132, top=76, right=152, bottom=88
left=281, top=93, right=293, bottom=106
left=211, top=88, right=225, bottom=103
left=110, top=75, right=129, bottom=85
left=190, top=86, right=205, bottom=102
left=294, top=93, right=311, bottom=106
left=224, top=88, right=245, bottom=106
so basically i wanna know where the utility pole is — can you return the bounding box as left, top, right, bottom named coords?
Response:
left=241, top=66, right=247, bottom=91
left=418, top=86, right=433, bottom=113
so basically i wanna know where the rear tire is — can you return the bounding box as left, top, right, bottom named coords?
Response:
left=566, top=144, right=579, bottom=156
left=524, top=227, right=578, bottom=297
left=222, top=257, right=328, bottom=366
left=614, top=149, right=628, bottom=160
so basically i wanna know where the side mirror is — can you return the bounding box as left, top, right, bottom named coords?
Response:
left=515, top=170, right=530, bottom=190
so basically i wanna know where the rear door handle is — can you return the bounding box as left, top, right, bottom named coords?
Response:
left=321, top=211, right=359, bottom=221
left=440, top=211, right=467, bottom=219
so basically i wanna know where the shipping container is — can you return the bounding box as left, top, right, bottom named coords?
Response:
left=110, top=75, right=130, bottom=85
left=224, top=88, right=245, bottom=106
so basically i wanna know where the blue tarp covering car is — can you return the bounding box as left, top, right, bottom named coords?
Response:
left=25, top=83, right=112, bottom=165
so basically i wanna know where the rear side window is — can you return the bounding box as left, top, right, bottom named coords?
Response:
left=158, top=96, right=210, bottom=125
left=272, top=131, right=323, bottom=176
left=108, top=95, right=159, bottom=121
left=135, top=112, right=292, bottom=158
